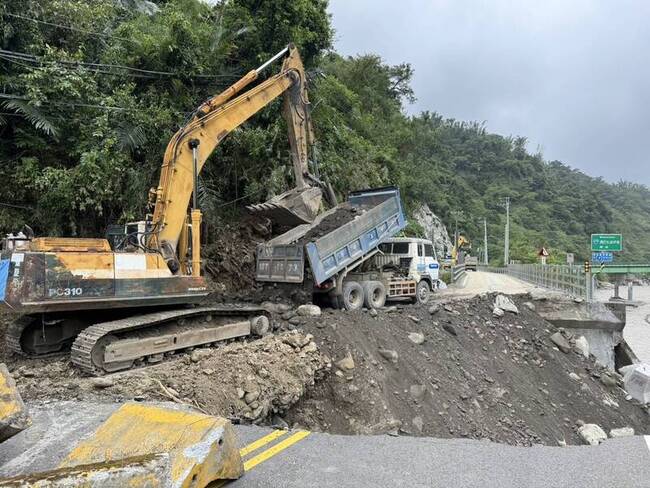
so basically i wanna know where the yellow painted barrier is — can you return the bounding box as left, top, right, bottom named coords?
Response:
left=58, top=403, right=243, bottom=487
left=0, top=363, right=30, bottom=442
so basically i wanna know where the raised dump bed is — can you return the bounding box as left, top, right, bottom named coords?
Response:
left=256, top=187, right=411, bottom=308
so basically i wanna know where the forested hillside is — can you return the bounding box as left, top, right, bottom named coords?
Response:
left=2, top=0, right=649, bottom=264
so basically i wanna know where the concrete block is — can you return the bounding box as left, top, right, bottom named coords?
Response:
left=0, top=363, right=31, bottom=442
left=620, top=363, right=650, bottom=404
left=59, top=403, right=243, bottom=487
left=1, top=453, right=171, bottom=487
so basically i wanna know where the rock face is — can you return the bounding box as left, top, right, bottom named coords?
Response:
left=115, top=0, right=159, bottom=15
left=412, top=204, right=452, bottom=257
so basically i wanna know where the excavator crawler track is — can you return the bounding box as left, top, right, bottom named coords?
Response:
left=71, top=305, right=268, bottom=376
left=5, top=316, right=69, bottom=359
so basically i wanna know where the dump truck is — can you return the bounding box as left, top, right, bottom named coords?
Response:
left=0, top=45, right=330, bottom=375
left=255, top=186, right=433, bottom=309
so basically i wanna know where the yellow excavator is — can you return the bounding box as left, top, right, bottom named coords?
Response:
left=0, top=45, right=328, bottom=375
left=451, top=235, right=471, bottom=265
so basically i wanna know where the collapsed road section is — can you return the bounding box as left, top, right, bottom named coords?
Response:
left=3, top=294, right=647, bottom=449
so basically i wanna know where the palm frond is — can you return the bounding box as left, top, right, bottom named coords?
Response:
left=1, top=100, right=59, bottom=138
left=115, top=122, right=146, bottom=153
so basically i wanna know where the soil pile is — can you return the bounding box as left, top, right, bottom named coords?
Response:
left=202, top=214, right=269, bottom=296
left=279, top=294, right=648, bottom=446
left=7, top=331, right=329, bottom=424
left=296, top=203, right=359, bottom=245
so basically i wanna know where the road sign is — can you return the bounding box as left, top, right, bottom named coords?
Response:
left=566, top=253, right=574, bottom=265
left=538, top=247, right=549, bottom=257
left=592, top=251, right=614, bottom=263
left=591, top=234, right=622, bottom=252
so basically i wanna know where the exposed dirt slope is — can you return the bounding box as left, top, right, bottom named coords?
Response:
left=6, top=332, right=328, bottom=425
left=283, top=294, right=648, bottom=446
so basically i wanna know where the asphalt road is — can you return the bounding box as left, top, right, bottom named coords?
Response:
left=234, top=426, right=650, bottom=488
left=2, top=402, right=649, bottom=488
left=439, top=271, right=533, bottom=299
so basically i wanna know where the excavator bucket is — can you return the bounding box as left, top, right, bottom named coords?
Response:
left=247, top=186, right=323, bottom=226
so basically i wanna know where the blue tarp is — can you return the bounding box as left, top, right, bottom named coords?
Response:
left=0, top=259, right=9, bottom=301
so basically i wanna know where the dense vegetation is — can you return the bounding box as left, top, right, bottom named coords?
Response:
left=1, top=0, right=649, bottom=264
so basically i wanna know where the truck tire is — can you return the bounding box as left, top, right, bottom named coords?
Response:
left=363, top=281, right=387, bottom=309
left=342, top=281, right=364, bottom=311
left=414, top=280, right=430, bottom=305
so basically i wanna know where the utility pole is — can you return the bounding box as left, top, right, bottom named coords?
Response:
left=451, top=210, right=464, bottom=250
left=483, top=217, right=489, bottom=265
left=504, top=197, right=510, bottom=266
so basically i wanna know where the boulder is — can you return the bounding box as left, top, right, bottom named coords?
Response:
left=494, top=295, right=518, bottom=314
left=91, top=377, right=115, bottom=389
left=578, top=424, right=607, bottom=445
left=492, top=307, right=504, bottom=318
left=296, top=304, right=322, bottom=317
left=609, top=427, right=634, bottom=438
left=408, top=332, right=425, bottom=345
left=335, top=352, right=355, bottom=371
left=550, top=332, right=571, bottom=353
left=378, top=349, right=399, bottom=363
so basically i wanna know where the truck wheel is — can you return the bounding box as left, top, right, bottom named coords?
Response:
left=342, top=281, right=364, bottom=311
left=363, top=281, right=387, bottom=309
left=414, top=280, right=430, bottom=305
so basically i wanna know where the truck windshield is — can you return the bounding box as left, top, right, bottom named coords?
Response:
left=425, top=244, right=434, bottom=257
left=391, top=242, right=410, bottom=254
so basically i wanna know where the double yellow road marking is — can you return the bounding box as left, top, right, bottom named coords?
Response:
left=215, top=428, right=311, bottom=486
left=243, top=430, right=310, bottom=471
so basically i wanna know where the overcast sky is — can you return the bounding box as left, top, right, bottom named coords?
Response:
left=328, top=0, right=650, bottom=185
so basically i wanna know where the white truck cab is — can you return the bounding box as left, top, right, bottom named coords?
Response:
left=376, top=237, right=441, bottom=290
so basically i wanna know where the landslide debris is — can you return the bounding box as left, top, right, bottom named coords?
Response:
left=281, top=294, right=648, bottom=446
left=2, top=289, right=648, bottom=447
left=6, top=332, right=328, bottom=425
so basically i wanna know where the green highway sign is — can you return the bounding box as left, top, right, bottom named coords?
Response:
left=591, top=234, right=622, bottom=252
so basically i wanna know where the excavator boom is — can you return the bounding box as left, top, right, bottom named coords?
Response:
left=150, top=45, right=325, bottom=273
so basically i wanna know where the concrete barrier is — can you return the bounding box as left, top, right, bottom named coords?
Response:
left=58, top=403, right=244, bottom=487
left=0, top=453, right=172, bottom=487
left=0, top=402, right=244, bottom=487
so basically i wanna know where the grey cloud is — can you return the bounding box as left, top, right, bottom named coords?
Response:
left=329, top=0, right=650, bottom=184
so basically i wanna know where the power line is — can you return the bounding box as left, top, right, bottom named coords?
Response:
left=0, top=92, right=136, bottom=112
left=0, top=201, right=32, bottom=210
left=4, top=12, right=140, bottom=45
left=0, top=48, right=242, bottom=80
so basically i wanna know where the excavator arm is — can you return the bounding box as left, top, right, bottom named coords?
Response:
left=148, top=45, right=326, bottom=274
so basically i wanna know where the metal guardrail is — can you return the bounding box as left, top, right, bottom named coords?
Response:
left=479, top=264, right=589, bottom=299
left=451, top=263, right=466, bottom=283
